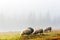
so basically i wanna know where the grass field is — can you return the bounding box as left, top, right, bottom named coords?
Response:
left=0, top=30, right=60, bottom=40
left=0, top=32, right=21, bottom=40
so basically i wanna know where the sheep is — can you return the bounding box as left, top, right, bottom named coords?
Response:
left=33, top=29, right=43, bottom=35
left=21, top=27, right=34, bottom=35
left=44, top=27, right=52, bottom=32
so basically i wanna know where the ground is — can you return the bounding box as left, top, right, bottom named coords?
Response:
left=0, top=30, right=60, bottom=40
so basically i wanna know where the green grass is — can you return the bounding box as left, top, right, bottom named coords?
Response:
left=0, top=32, right=21, bottom=40
left=0, top=30, right=60, bottom=40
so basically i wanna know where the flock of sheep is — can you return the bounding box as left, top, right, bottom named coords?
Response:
left=21, top=27, right=52, bottom=35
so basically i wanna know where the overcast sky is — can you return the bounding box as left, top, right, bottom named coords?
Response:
left=0, top=0, right=60, bottom=32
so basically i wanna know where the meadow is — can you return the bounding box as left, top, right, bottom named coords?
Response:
left=0, top=30, right=60, bottom=40
left=0, top=32, right=21, bottom=40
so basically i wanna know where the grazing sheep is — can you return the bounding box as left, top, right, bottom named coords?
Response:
left=44, top=27, right=52, bottom=32
left=33, top=29, right=43, bottom=34
left=21, top=27, right=34, bottom=35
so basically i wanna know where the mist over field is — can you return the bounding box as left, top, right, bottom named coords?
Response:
left=0, top=0, right=60, bottom=32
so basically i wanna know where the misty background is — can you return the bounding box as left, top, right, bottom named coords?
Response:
left=0, top=0, right=60, bottom=32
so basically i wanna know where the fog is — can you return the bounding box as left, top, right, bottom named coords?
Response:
left=0, top=0, right=60, bottom=32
